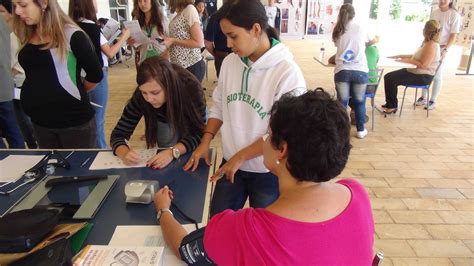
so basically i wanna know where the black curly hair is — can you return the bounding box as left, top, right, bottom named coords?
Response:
left=269, top=88, right=352, bottom=182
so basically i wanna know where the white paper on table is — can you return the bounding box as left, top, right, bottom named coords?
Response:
left=0, top=155, right=45, bottom=182
left=89, top=149, right=157, bottom=170
left=102, top=17, right=120, bottom=40
left=123, top=20, right=149, bottom=47
left=378, top=57, right=417, bottom=68
left=109, top=225, right=197, bottom=266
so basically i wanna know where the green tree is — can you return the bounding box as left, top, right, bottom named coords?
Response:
left=370, top=0, right=379, bottom=19
left=389, top=0, right=402, bottom=20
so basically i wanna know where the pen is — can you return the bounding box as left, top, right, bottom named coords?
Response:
left=90, top=101, right=103, bottom=108
left=65, top=150, right=74, bottom=159
left=80, top=157, right=91, bottom=167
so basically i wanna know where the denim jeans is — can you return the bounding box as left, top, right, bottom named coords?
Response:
left=210, top=159, right=279, bottom=217
left=0, top=100, right=25, bottom=149
left=335, top=70, right=368, bottom=132
left=186, top=59, right=205, bottom=83
left=89, top=69, right=108, bottom=149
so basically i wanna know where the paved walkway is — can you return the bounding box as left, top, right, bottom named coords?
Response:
left=106, top=40, right=473, bottom=265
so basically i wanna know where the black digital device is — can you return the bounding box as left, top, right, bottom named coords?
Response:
left=36, top=179, right=99, bottom=219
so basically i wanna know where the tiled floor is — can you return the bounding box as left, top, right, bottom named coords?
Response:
left=107, top=40, right=473, bottom=265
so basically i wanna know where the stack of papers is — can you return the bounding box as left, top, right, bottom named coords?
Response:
left=109, top=225, right=198, bottom=266
left=74, top=245, right=164, bottom=266
left=102, top=18, right=121, bottom=41
left=123, top=20, right=149, bottom=47
left=0, top=155, right=45, bottom=183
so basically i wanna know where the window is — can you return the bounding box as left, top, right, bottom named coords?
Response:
left=109, top=0, right=129, bottom=23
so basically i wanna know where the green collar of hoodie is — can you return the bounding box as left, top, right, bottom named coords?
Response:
left=240, top=38, right=280, bottom=93
left=241, top=38, right=280, bottom=66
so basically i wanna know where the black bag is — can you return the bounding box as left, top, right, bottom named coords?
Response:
left=0, top=209, right=59, bottom=253
left=10, top=237, right=72, bottom=266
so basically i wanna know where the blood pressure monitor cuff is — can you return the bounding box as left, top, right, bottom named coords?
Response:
left=179, top=227, right=216, bottom=265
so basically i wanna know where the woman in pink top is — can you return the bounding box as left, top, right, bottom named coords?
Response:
left=154, top=89, right=375, bottom=265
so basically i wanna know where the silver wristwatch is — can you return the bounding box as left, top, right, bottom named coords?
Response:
left=156, top=208, right=173, bottom=222
left=170, top=147, right=180, bottom=159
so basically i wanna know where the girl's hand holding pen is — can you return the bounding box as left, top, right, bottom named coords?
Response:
left=116, top=143, right=141, bottom=165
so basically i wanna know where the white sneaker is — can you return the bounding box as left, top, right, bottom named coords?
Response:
left=356, top=129, right=368, bottom=139
left=424, top=101, right=436, bottom=110
left=415, top=97, right=427, bottom=106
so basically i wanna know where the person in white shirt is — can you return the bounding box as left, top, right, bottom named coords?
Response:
left=183, top=0, right=306, bottom=217
left=415, top=0, right=461, bottom=110
left=332, top=4, right=376, bottom=139
left=264, top=0, right=279, bottom=29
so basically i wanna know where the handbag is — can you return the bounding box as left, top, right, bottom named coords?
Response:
left=0, top=208, right=59, bottom=253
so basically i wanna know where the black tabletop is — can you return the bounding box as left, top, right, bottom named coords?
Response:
left=0, top=149, right=215, bottom=244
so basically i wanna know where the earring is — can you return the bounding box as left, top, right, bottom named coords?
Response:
left=276, top=160, right=280, bottom=165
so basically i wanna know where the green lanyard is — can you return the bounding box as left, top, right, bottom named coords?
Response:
left=144, top=25, right=154, bottom=38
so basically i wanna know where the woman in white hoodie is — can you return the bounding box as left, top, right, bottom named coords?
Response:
left=184, top=0, right=306, bottom=217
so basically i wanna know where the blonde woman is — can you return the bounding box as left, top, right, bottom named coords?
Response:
left=12, top=0, right=103, bottom=148
left=164, top=0, right=205, bottom=82
left=382, top=20, right=441, bottom=114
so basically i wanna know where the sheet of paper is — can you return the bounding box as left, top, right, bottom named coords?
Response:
left=0, top=155, right=45, bottom=182
left=89, top=150, right=157, bottom=170
left=107, top=29, right=122, bottom=44
left=109, top=225, right=197, bottom=266
left=102, top=18, right=120, bottom=40
left=123, top=20, right=149, bottom=47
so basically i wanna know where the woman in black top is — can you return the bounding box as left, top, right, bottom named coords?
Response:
left=69, top=0, right=130, bottom=149
left=12, top=0, right=103, bottom=149
left=111, top=57, right=206, bottom=169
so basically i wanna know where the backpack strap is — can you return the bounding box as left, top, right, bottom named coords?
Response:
left=50, top=25, right=82, bottom=101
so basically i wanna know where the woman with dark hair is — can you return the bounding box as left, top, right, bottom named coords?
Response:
left=12, top=0, right=103, bottom=148
left=184, top=0, right=306, bottom=216
left=155, top=89, right=375, bottom=264
left=332, top=3, right=376, bottom=139
left=129, top=0, right=167, bottom=66
left=415, top=0, right=460, bottom=110
left=69, top=0, right=130, bottom=149
left=110, top=57, right=206, bottom=168
left=194, top=0, right=208, bottom=35
left=382, top=20, right=441, bottom=113
left=165, top=0, right=205, bottom=81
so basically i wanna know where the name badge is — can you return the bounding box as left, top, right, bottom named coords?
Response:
left=14, top=87, right=21, bottom=100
